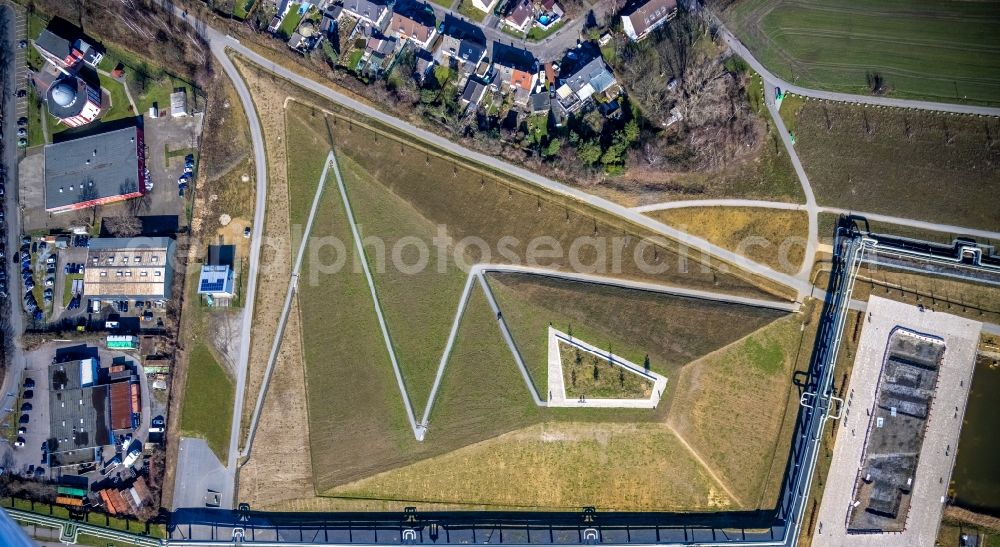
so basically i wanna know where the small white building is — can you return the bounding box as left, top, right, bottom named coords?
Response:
left=169, top=90, right=187, bottom=117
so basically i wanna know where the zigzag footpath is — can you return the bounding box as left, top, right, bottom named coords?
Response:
left=239, top=147, right=801, bottom=450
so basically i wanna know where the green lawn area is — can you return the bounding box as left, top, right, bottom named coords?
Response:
left=277, top=5, right=306, bottom=40
left=179, top=341, right=234, bottom=461
left=668, top=313, right=815, bottom=508
left=426, top=0, right=454, bottom=8
left=346, top=49, right=364, bottom=72
left=722, top=0, right=1000, bottom=105
left=98, top=74, right=134, bottom=122
left=233, top=0, right=255, bottom=19
left=456, top=0, right=487, bottom=23
left=63, top=273, right=83, bottom=307
left=98, top=44, right=196, bottom=116
left=527, top=19, right=566, bottom=41
left=27, top=10, right=47, bottom=42
left=285, top=105, right=334, bottom=257
left=26, top=87, right=47, bottom=147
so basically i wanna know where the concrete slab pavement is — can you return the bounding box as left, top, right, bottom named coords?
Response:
left=812, top=296, right=981, bottom=547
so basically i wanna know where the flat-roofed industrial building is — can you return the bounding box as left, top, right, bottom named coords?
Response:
left=48, top=357, right=111, bottom=468
left=43, top=125, right=146, bottom=213
left=84, top=237, right=175, bottom=301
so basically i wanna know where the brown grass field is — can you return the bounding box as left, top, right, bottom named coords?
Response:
left=792, top=103, right=1000, bottom=230
left=647, top=207, right=809, bottom=274
left=325, top=421, right=732, bottom=511
left=668, top=311, right=817, bottom=509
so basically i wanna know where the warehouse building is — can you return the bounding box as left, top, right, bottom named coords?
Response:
left=84, top=237, right=175, bottom=301
left=44, top=125, right=147, bottom=213
left=48, top=357, right=111, bottom=468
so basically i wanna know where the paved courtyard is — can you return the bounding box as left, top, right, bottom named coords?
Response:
left=812, top=296, right=982, bottom=547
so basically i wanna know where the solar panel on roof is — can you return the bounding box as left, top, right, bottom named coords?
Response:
left=200, top=279, right=226, bottom=292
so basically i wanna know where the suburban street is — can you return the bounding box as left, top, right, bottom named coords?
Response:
left=0, top=1, right=28, bottom=458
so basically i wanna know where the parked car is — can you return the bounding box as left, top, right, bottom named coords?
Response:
left=17, top=138, right=26, bottom=147
left=17, top=40, right=26, bottom=48
left=44, top=277, right=54, bottom=287
left=17, top=427, right=25, bottom=435
left=17, top=128, right=26, bottom=137
left=20, top=402, right=31, bottom=411
left=23, top=390, right=33, bottom=400
left=17, top=117, right=27, bottom=126
left=24, top=378, right=34, bottom=388
left=19, top=414, right=28, bottom=424
left=16, top=89, right=25, bottom=98
left=13, top=438, right=24, bottom=447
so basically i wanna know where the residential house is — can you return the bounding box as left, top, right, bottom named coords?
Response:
left=388, top=11, right=437, bottom=50
left=527, top=91, right=550, bottom=114
left=555, top=56, right=618, bottom=112
left=267, top=0, right=293, bottom=33
left=34, top=27, right=103, bottom=73
left=502, top=0, right=534, bottom=33
left=361, top=34, right=398, bottom=74
left=620, top=0, right=677, bottom=42
left=341, top=0, right=390, bottom=27
left=435, top=34, right=486, bottom=79
left=320, top=6, right=342, bottom=36
left=414, top=49, right=435, bottom=82
left=535, top=0, right=563, bottom=29
left=495, top=63, right=537, bottom=104
left=460, top=79, right=488, bottom=110
left=472, top=0, right=499, bottom=14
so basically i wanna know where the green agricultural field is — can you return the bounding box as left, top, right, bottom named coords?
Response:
left=723, top=0, right=1000, bottom=105
left=179, top=342, right=234, bottom=461
left=791, top=103, right=1000, bottom=230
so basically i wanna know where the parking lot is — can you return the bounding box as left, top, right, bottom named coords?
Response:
left=4, top=342, right=155, bottom=484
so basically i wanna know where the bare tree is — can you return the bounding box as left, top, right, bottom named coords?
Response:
left=104, top=210, right=143, bottom=237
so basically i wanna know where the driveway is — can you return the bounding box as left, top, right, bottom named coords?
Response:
left=171, top=437, right=229, bottom=510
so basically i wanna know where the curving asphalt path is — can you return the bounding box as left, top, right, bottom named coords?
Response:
left=631, top=199, right=1000, bottom=240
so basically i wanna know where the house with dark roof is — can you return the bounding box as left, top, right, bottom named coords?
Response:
left=460, top=79, right=488, bottom=110
left=528, top=92, right=551, bottom=114
left=555, top=56, right=619, bottom=111
left=621, top=0, right=678, bottom=41
left=502, top=0, right=534, bottom=33
left=341, top=0, right=390, bottom=27
left=34, top=27, right=103, bottom=73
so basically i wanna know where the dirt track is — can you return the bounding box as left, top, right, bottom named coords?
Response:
left=232, top=56, right=316, bottom=504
